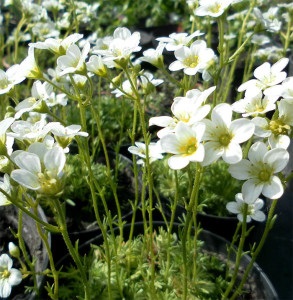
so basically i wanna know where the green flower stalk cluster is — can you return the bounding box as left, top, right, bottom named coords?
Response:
left=0, top=0, right=292, bottom=299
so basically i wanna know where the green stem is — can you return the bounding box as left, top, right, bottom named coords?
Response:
left=181, top=163, right=202, bottom=300
left=53, top=199, right=90, bottom=300
left=229, top=200, right=278, bottom=300
left=222, top=204, right=248, bottom=299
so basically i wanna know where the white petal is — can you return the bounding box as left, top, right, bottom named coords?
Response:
left=0, top=280, right=12, bottom=298
left=160, top=134, right=181, bottom=154
left=211, top=103, right=232, bottom=128
left=226, top=202, right=240, bottom=214
left=168, top=155, right=189, bottom=170
left=230, top=119, right=255, bottom=143
left=169, top=61, right=184, bottom=71
left=262, top=176, right=284, bottom=199
left=228, top=160, right=252, bottom=180
left=44, top=147, right=66, bottom=176
left=8, top=269, right=22, bottom=286
left=13, top=152, right=41, bottom=174
left=252, top=211, right=266, bottom=222
left=248, top=142, right=267, bottom=164
left=242, top=179, right=263, bottom=203
left=263, top=148, right=289, bottom=173
left=222, top=142, right=242, bottom=164
left=202, top=141, right=223, bottom=166
left=11, top=169, right=41, bottom=190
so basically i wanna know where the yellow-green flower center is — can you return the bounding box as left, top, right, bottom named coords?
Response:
left=211, top=4, right=221, bottom=13
left=38, top=172, right=61, bottom=195
left=180, top=137, right=198, bottom=155
left=0, top=77, right=9, bottom=90
left=219, top=133, right=232, bottom=146
left=1, top=270, right=10, bottom=279
left=183, top=55, right=199, bottom=68
left=258, top=169, right=271, bottom=182
left=269, top=119, right=290, bottom=136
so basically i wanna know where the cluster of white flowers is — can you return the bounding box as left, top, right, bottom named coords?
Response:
left=0, top=0, right=291, bottom=251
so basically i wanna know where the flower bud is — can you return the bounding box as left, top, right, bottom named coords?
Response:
left=8, top=242, right=20, bottom=258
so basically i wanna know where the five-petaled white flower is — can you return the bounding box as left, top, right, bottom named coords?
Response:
left=169, top=40, right=215, bottom=76
left=46, top=122, right=88, bottom=149
left=149, top=86, right=215, bottom=138
left=128, top=141, right=163, bottom=165
left=0, top=65, right=26, bottom=95
left=237, top=57, right=289, bottom=96
left=160, top=122, right=205, bottom=170
left=57, top=42, right=90, bottom=76
left=8, top=119, right=50, bottom=144
left=194, top=0, right=234, bottom=18
left=252, top=99, right=293, bottom=149
left=229, top=141, right=289, bottom=202
left=226, top=193, right=266, bottom=222
left=156, top=31, right=204, bottom=51
left=94, top=27, right=141, bottom=67
left=11, top=145, right=66, bottom=195
left=139, top=42, right=165, bottom=68
left=29, top=33, right=83, bottom=55
left=232, top=88, right=279, bottom=117
left=19, top=47, right=43, bottom=79
left=202, top=103, right=255, bottom=165
left=0, top=254, right=22, bottom=298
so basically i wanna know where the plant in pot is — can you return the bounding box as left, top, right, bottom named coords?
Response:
left=0, top=0, right=292, bottom=299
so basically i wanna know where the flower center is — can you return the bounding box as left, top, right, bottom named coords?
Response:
left=211, top=3, right=221, bottom=13
left=183, top=55, right=199, bottom=68
left=269, top=119, right=290, bottom=136
left=180, top=137, right=198, bottom=155
left=1, top=270, right=10, bottom=279
left=219, top=133, right=231, bottom=146
left=258, top=169, right=271, bottom=182
left=38, top=172, right=60, bottom=195
left=0, top=77, right=9, bottom=90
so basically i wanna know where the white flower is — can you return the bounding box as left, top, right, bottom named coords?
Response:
left=86, top=55, right=108, bottom=77
left=0, top=174, right=12, bottom=206
left=0, top=65, right=26, bottom=95
left=202, top=103, right=255, bottom=165
left=232, top=88, right=279, bottom=117
left=139, top=42, right=165, bottom=68
left=252, top=99, right=293, bottom=149
left=160, top=122, right=205, bottom=170
left=139, top=72, right=164, bottom=92
left=254, top=7, right=282, bottom=32
left=94, top=27, right=141, bottom=66
left=111, top=80, right=135, bottom=98
left=7, top=119, right=50, bottom=144
left=11, top=145, right=65, bottom=195
left=29, top=33, right=84, bottom=55
left=169, top=40, right=215, bottom=76
left=0, top=254, right=22, bottom=298
left=128, top=141, right=163, bottom=165
left=226, top=193, right=266, bottom=222
left=281, top=77, right=293, bottom=100
left=194, top=0, right=234, bottom=18
left=19, top=47, right=43, bottom=79
left=57, top=42, right=90, bottom=76
left=149, top=86, right=215, bottom=138
left=46, top=122, right=88, bottom=149
left=229, top=141, right=289, bottom=201
left=237, top=58, right=289, bottom=96
left=156, top=31, right=204, bottom=51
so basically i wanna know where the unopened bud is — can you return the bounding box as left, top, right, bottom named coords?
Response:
left=8, top=242, right=20, bottom=258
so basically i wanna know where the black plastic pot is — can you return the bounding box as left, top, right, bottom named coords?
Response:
left=0, top=205, right=50, bottom=300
